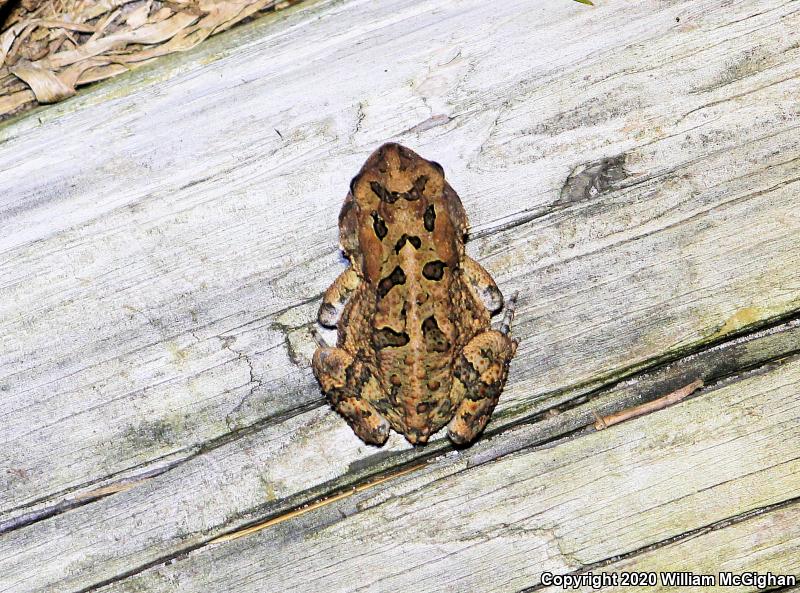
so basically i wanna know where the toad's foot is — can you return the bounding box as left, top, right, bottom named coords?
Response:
left=447, top=329, right=517, bottom=445
left=312, top=346, right=390, bottom=446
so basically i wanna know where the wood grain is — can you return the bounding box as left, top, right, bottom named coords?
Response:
left=0, top=0, right=798, bottom=590
left=537, top=503, right=800, bottom=593
left=2, top=0, right=798, bottom=517
left=89, top=356, right=800, bottom=593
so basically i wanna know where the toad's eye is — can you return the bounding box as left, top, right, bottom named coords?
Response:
left=405, top=175, right=428, bottom=201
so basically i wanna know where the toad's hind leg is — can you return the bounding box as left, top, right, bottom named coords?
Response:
left=447, top=328, right=517, bottom=445
left=312, top=347, right=390, bottom=445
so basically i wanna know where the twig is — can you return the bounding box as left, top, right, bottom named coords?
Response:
left=593, top=379, right=704, bottom=430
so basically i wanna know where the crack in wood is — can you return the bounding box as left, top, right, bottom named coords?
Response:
left=473, top=124, right=799, bottom=245
left=0, top=395, right=324, bottom=537
left=0, top=458, right=185, bottom=536
left=679, top=72, right=800, bottom=122
left=219, top=338, right=266, bottom=430
left=71, top=460, right=431, bottom=593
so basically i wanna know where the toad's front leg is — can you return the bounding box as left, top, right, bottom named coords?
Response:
left=447, top=298, right=518, bottom=445
left=312, top=347, right=391, bottom=446
left=461, top=255, right=504, bottom=314
left=317, top=267, right=360, bottom=327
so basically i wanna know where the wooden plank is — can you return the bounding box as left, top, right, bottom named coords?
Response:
left=78, top=354, right=800, bottom=593
left=536, top=503, right=800, bottom=593
left=0, top=0, right=799, bottom=589
left=2, top=0, right=799, bottom=521
left=1, top=319, right=798, bottom=592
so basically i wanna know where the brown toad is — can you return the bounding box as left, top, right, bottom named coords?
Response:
left=312, top=143, right=517, bottom=446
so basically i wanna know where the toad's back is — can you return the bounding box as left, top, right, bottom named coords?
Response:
left=338, top=143, right=487, bottom=442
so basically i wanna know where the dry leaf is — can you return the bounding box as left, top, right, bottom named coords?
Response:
left=125, top=2, right=151, bottom=29
left=10, top=60, right=74, bottom=102
left=0, top=0, right=305, bottom=119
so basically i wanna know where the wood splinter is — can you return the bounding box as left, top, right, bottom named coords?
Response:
left=593, top=379, right=704, bottom=430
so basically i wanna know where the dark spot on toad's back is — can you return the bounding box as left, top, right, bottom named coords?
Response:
left=372, top=211, right=388, bottom=239
left=423, top=204, right=436, bottom=231
left=422, top=260, right=446, bottom=281
left=371, top=181, right=398, bottom=203
left=422, top=315, right=449, bottom=353
left=394, top=234, right=422, bottom=253
left=374, top=327, right=410, bottom=349
left=377, top=266, right=406, bottom=299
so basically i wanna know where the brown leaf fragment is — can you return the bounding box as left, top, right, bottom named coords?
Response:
left=36, top=20, right=98, bottom=33
left=0, top=0, right=310, bottom=120
left=45, top=11, right=199, bottom=69
left=88, top=8, right=121, bottom=42
left=76, top=62, right=132, bottom=85
left=0, top=89, right=34, bottom=116
left=10, top=60, right=74, bottom=102
left=21, top=0, right=44, bottom=10
left=126, top=1, right=153, bottom=29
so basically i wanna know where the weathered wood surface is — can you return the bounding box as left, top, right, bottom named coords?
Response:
left=537, top=503, right=800, bottom=593
left=90, top=356, right=800, bottom=593
left=0, top=0, right=799, bottom=590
